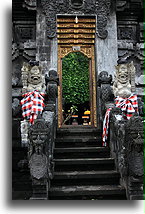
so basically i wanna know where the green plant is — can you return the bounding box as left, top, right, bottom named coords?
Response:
left=63, top=105, right=78, bottom=125
left=62, top=52, right=89, bottom=105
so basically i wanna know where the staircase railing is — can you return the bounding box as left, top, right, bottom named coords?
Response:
left=98, top=71, right=144, bottom=200
left=25, top=68, right=59, bottom=200
left=109, top=110, right=144, bottom=200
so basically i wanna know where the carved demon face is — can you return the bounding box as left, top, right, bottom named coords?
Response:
left=31, top=132, right=47, bottom=155
left=28, top=66, right=42, bottom=85
left=117, top=64, right=129, bottom=84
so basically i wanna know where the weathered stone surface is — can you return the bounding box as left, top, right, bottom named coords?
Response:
left=109, top=109, right=144, bottom=200
left=12, top=88, right=22, bottom=97
left=136, top=87, right=144, bottom=96
left=45, top=69, right=59, bottom=104
left=12, top=98, right=21, bottom=117
left=21, top=120, right=30, bottom=147
left=96, top=11, right=118, bottom=76
left=23, top=0, right=36, bottom=10
left=12, top=119, right=21, bottom=140
left=135, top=75, right=145, bottom=86
left=98, top=71, right=113, bottom=120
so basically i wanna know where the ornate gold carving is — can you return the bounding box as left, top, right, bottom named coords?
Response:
left=81, top=47, right=92, bottom=58
left=91, top=46, right=97, bottom=127
left=58, top=39, right=95, bottom=44
left=57, top=18, right=96, bottom=23
left=58, top=56, right=62, bottom=128
left=57, top=29, right=96, bottom=34
left=57, top=23, right=96, bottom=28
left=57, top=34, right=95, bottom=39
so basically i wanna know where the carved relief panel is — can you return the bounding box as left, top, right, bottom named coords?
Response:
left=40, top=0, right=111, bottom=39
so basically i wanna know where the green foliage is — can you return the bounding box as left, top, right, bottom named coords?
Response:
left=62, top=52, right=89, bottom=105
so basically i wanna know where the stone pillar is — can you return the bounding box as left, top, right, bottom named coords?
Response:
left=96, top=11, right=118, bottom=77
left=36, top=1, right=51, bottom=74
left=50, top=37, right=58, bottom=71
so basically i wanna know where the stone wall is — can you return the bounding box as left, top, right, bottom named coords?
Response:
left=96, top=10, right=118, bottom=77
left=116, top=0, right=144, bottom=97
left=12, top=0, right=36, bottom=145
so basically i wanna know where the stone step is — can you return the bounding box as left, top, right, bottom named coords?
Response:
left=54, top=147, right=110, bottom=158
left=51, top=170, right=120, bottom=186
left=57, top=127, right=101, bottom=133
left=54, top=158, right=115, bottom=171
left=55, top=138, right=102, bottom=147
left=57, top=128, right=102, bottom=137
left=53, top=170, right=119, bottom=179
left=54, top=158, right=114, bottom=165
left=49, top=185, right=126, bottom=198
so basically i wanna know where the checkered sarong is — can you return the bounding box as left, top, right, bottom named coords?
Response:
left=102, top=94, right=138, bottom=147
left=21, top=91, right=45, bottom=124
left=115, top=94, right=138, bottom=120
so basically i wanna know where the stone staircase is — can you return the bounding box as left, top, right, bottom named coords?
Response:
left=49, top=127, right=127, bottom=200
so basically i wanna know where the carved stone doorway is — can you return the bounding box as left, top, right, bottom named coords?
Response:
left=57, top=16, right=97, bottom=128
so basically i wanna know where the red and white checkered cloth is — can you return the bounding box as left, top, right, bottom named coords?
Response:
left=21, top=90, right=45, bottom=124
left=102, top=108, right=112, bottom=147
left=102, top=94, right=138, bottom=147
left=115, top=94, right=138, bottom=120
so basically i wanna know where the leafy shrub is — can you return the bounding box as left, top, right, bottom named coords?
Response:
left=62, top=52, right=89, bottom=105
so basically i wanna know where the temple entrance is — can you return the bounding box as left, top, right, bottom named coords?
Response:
left=62, top=52, right=90, bottom=126
left=57, top=15, right=97, bottom=128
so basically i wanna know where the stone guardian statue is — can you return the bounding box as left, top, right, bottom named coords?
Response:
left=113, top=60, right=136, bottom=98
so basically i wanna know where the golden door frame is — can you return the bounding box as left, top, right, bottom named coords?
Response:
left=58, top=45, right=97, bottom=128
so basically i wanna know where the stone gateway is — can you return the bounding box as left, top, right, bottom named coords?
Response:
left=12, top=0, right=144, bottom=200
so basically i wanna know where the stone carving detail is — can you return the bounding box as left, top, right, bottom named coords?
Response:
left=45, top=69, right=59, bottom=104
left=125, top=115, right=144, bottom=199
left=70, top=0, right=84, bottom=9
left=23, top=0, right=36, bottom=10
left=118, top=27, right=134, bottom=40
left=12, top=98, right=21, bottom=117
left=14, top=24, right=36, bottom=42
left=28, top=116, right=49, bottom=199
left=21, top=120, right=30, bottom=147
left=23, top=41, right=36, bottom=61
left=98, top=71, right=113, bottom=120
left=41, top=0, right=111, bottom=39
left=109, top=107, right=127, bottom=175
left=21, top=61, right=46, bottom=94
left=96, top=0, right=111, bottom=39
left=117, top=41, right=144, bottom=80
left=109, top=110, right=144, bottom=199
left=113, top=61, right=136, bottom=98
left=28, top=117, right=49, bottom=179
left=116, top=0, right=143, bottom=12
left=125, top=115, right=144, bottom=177
left=12, top=42, right=19, bottom=61
left=116, top=1, right=128, bottom=11
left=137, top=97, right=144, bottom=116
